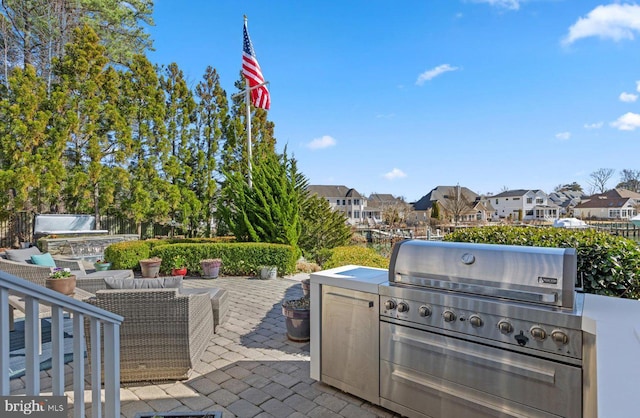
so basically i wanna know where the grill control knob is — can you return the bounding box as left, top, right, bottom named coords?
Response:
left=384, top=300, right=397, bottom=310
left=551, top=330, right=569, bottom=345
left=498, top=320, right=514, bottom=334
left=443, top=310, right=456, bottom=322
left=530, top=326, right=547, bottom=341
left=469, top=315, right=483, bottom=328
left=418, top=305, right=432, bottom=317
left=397, top=302, right=410, bottom=313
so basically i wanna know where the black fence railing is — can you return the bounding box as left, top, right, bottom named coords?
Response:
left=0, top=213, right=183, bottom=248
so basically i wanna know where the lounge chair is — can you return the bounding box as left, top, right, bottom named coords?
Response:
left=84, top=287, right=215, bottom=382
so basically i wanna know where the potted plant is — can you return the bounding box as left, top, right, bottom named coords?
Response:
left=46, top=267, right=76, bottom=295
left=282, top=296, right=310, bottom=342
left=139, top=257, right=162, bottom=278
left=260, top=265, right=277, bottom=280
left=94, top=259, right=111, bottom=271
left=171, top=255, right=188, bottom=276
left=200, top=258, right=221, bottom=279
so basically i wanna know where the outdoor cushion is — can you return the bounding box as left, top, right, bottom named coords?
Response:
left=30, top=253, right=56, bottom=267
left=5, top=247, right=42, bottom=263
left=104, top=276, right=183, bottom=289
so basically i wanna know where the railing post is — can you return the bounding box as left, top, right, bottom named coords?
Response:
left=89, top=318, right=102, bottom=418
left=0, top=287, right=9, bottom=395
left=73, top=313, right=86, bottom=418
left=51, top=306, right=65, bottom=395
left=25, top=297, right=40, bottom=395
left=103, top=322, right=120, bottom=418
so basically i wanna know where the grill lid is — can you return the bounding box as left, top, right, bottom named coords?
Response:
left=388, top=240, right=577, bottom=309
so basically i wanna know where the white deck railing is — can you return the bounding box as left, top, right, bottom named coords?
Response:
left=0, top=271, right=123, bottom=418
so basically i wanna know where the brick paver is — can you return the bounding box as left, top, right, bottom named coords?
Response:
left=12, top=276, right=400, bottom=417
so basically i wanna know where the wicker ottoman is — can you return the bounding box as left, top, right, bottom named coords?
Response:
left=180, top=287, right=229, bottom=333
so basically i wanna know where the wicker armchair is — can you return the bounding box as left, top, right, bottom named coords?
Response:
left=84, top=288, right=215, bottom=382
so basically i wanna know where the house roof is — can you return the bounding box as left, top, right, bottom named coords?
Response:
left=492, top=189, right=542, bottom=198
left=413, top=186, right=479, bottom=211
left=574, top=196, right=635, bottom=209
left=367, top=193, right=405, bottom=210
left=307, top=185, right=363, bottom=199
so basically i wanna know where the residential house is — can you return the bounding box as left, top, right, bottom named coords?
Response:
left=548, top=190, right=585, bottom=217
left=367, top=193, right=410, bottom=225
left=491, top=189, right=559, bottom=221
left=413, top=185, right=490, bottom=223
left=307, top=185, right=371, bottom=225
left=573, top=188, right=640, bottom=220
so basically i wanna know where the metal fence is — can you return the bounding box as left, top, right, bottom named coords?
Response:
left=0, top=213, right=179, bottom=248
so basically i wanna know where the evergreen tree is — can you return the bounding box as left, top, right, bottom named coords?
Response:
left=219, top=146, right=302, bottom=249
left=299, top=193, right=352, bottom=263
left=431, top=202, right=440, bottom=219
left=194, top=66, right=227, bottom=236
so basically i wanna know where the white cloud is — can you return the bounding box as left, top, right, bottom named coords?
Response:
left=636, top=80, right=640, bottom=92
left=620, top=92, right=638, bottom=102
left=416, top=64, right=459, bottom=86
left=307, top=135, right=336, bottom=150
left=555, top=132, right=571, bottom=141
left=584, top=122, right=603, bottom=129
left=383, top=168, right=407, bottom=180
left=471, top=0, right=520, bottom=10
left=611, top=112, right=640, bottom=131
left=562, top=4, right=640, bottom=45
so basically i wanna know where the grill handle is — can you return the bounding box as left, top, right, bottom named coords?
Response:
left=395, top=275, right=558, bottom=304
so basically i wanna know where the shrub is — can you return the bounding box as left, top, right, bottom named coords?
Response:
left=323, top=246, right=389, bottom=270
left=150, top=242, right=297, bottom=276
left=104, top=240, right=152, bottom=270
left=445, top=226, right=640, bottom=299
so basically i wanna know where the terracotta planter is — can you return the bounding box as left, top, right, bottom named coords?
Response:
left=140, top=258, right=162, bottom=278
left=45, top=275, right=76, bottom=295
left=171, top=267, right=187, bottom=276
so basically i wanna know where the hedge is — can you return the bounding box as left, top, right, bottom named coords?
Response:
left=323, top=246, right=389, bottom=270
left=104, top=240, right=297, bottom=276
left=445, top=225, right=640, bottom=299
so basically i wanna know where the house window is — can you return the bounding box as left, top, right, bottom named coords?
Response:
left=348, top=199, right=351, bottom=205
left=513, top=197, right=520, bottom=200
left=536, top=198, right=543, bottom=204
left=526, top=210, right=533, bottom=216
left=354, top=210, right=360, bottom=218
left=342, top=199, right=345, bottom=205
left=336, top=199, right=340, bottom=205
left=495, top=199, right=498, bottom=204
left=355, top=199, right=360, bottom=205
left=609, top=209, right=621, bottom=218
left=526, top=198, right=533, bottom=204
left=348, top=211, right=352, bottom=217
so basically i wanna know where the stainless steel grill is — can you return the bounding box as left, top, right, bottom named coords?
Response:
left=379, top=240, right=596, bottom=418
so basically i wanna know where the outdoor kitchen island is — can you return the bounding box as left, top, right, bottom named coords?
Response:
left=310, top=242, right=640, bottom=418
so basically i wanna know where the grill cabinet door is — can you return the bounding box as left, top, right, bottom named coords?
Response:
left=321, top=285, right=379, bottom=404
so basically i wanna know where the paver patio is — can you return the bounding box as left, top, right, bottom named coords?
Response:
left=10, top=276, right=400, bottom=418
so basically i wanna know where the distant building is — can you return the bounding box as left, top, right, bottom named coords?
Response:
left=307, top=185, right=370, bottom=225
left=490, top=189, right=559, bottom=221
left=573, top=188, right=640, bottom=220
left=548, top=190, right=585, bottom=217
left=413, top=185, right=489, bottom=223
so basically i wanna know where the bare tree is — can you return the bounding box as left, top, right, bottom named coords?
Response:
left=617, top=169, right=640, bottom=193
left=588, top=168, right=615, bottom=194
left=439, top=185, right=473, bottom=226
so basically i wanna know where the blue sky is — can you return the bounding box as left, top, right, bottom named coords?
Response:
left=149, top=1, right=640, bottom=201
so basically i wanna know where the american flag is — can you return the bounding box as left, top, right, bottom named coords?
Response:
left=242, top=21, right=270, bottom=110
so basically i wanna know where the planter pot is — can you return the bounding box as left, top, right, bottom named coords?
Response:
left=171, top=267, right=187, bottom=276
left=301, top=278, right=310, bottom=297
left=260, top=266, right=277, bottom=280
left=94, top=262, right=111, bottom=271
left=139, top=258, right=162, bottom=278
left=45, top=275, right=76, bottom=296
left=200, top=261, right=220, bottom=279
left=282, top=301, right=310, bottom=342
